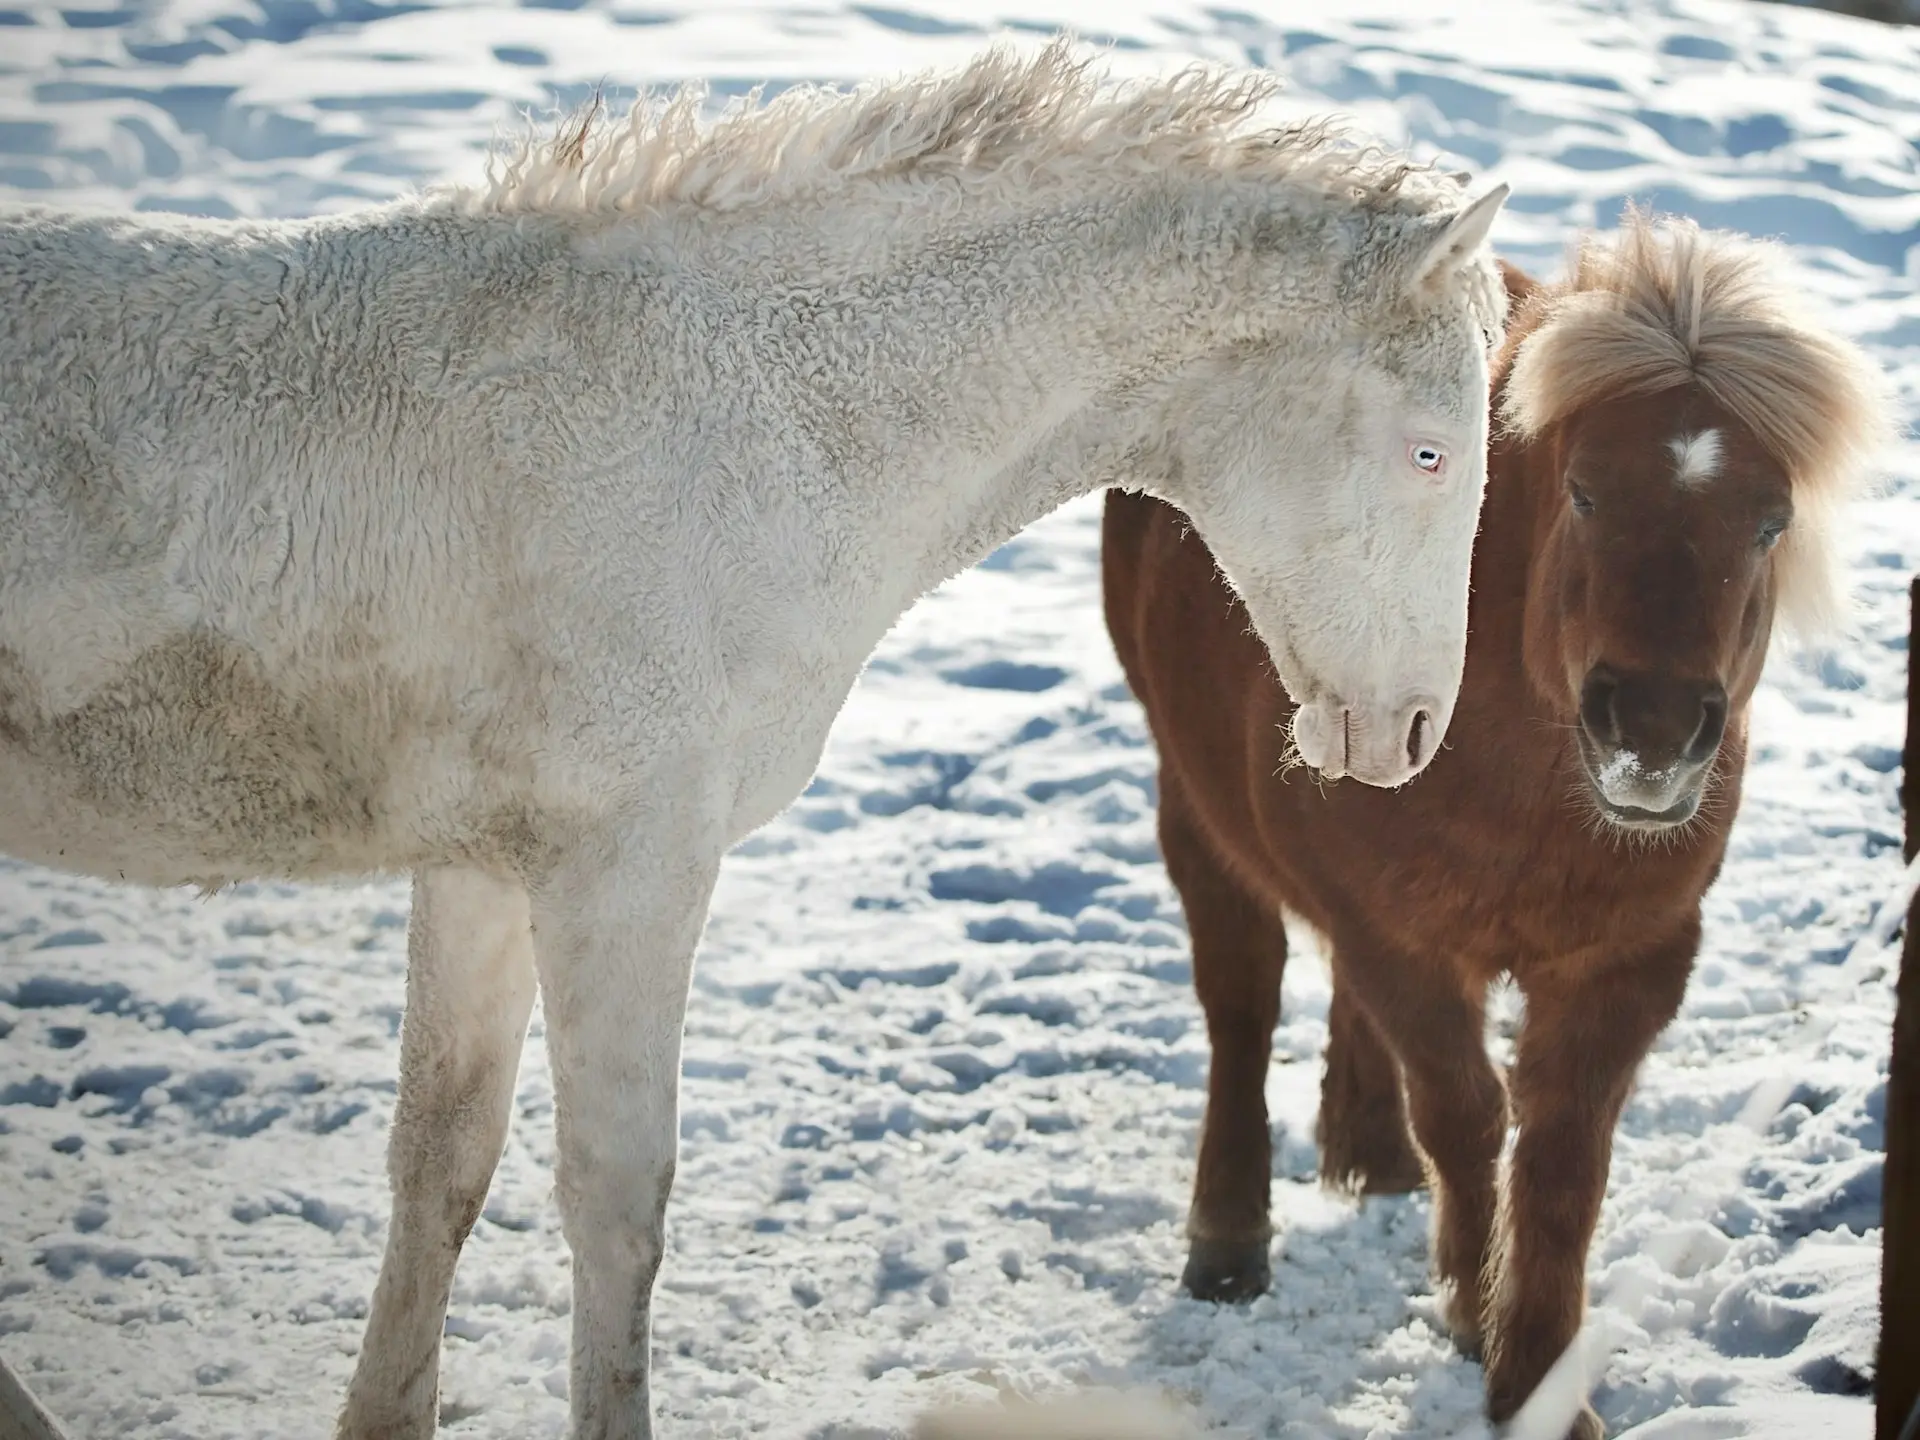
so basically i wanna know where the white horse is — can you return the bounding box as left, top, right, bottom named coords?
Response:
left=0, top=40, right=1508, bottom=1439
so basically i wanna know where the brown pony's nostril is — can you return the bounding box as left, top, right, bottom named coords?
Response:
left=1688, top=684, right=1730, bottom=763
left=1407, top=709, right=1430, bottom=769
left=1579, top=667, right=1621, bottom=747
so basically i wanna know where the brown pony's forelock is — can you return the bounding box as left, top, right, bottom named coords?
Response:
left=1500, top=207, right=1897, bottom=637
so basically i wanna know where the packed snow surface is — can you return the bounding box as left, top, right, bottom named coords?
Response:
left=2, top=1, right=1919, bottom=1436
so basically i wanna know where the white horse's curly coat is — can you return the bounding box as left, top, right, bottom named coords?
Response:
left=0, top=39, right=1507, bottom=1439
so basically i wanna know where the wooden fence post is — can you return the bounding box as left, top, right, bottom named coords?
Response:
left=1881, top=575, right=1920, bottom=1439
left=0, top=1353, right=70, bottom=1440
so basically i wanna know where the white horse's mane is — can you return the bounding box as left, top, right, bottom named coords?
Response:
left=442, top=37, right=1468, bottom=220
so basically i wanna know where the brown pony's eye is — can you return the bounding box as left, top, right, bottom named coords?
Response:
left=1570, top=483, right=1595, bottom=516
left=1758, top=517, right=1789, bottom=551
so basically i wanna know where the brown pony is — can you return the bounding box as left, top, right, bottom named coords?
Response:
left=1102, top=212, right=1889, bottom=1438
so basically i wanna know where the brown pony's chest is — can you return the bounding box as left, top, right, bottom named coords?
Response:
left=1251, top=727, right=1732, bottom=981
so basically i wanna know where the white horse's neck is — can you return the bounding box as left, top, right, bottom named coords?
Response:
left=587, top=174, right=1353, bottom=620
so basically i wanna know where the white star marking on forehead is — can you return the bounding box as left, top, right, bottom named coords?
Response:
left=1667, top=429, right=1723, bottom=489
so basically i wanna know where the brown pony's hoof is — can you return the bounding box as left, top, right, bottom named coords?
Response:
left=1438, top=1284, right=1486, bottom=1358
left=1181, top=1237, right=1271, bottom=1302
left=1315, top=1120, right=1426, bottom=1196
left=1357, top=1152, right=1426, bottom=1196
left=1448, top=1323, right=1485, bottom=1362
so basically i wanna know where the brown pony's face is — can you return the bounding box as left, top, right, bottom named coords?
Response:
left=1524, top=387, right=1791, bottom=831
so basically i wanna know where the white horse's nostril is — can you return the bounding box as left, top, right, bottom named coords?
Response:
left=1407, top=709, right=1430, bottom=769
left=1341, top=708, right=1352, bottom=772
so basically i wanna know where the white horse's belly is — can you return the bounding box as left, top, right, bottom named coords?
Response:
left=0, top=630, right=495, bottom=886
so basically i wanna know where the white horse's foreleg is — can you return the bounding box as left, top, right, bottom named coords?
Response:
left=531, top=833, right=718, bottom=1440
left=337, top=865, right=537, bottom=1440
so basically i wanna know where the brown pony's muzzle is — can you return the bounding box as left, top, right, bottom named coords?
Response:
left=1579, top=666, right=1729, bottom=763
left=1576, top=665, right=1728, bottom=825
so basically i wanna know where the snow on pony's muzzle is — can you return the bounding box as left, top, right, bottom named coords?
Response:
left=1290, top=692, right=1448, bottom=788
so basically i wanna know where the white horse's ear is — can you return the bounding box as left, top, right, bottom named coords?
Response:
left=1410, top=182, right=1509, bottom=287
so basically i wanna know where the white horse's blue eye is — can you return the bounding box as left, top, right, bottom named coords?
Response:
left=1410, top=443, right=1447, bottom=474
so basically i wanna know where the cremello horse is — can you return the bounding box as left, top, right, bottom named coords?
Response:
left=0, top=41, right=1508, bottom=1439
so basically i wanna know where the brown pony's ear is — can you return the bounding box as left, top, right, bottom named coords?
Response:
left=1499, top=258, right=1540, bottom=308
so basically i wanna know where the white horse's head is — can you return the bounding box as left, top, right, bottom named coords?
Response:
left=1164, top=184, right=1508, bottom=788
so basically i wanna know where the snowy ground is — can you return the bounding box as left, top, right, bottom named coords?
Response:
left=3, top=1, right=1920, bottom=1437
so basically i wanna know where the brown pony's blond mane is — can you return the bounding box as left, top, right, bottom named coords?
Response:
left=445, top=37, right=1465, bottom=221
left=1502, top=208, right=1895, bottom=637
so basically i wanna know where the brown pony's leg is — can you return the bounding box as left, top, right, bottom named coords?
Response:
left=1483, top=936, right=1694, bottom=1440
left=1335, top=940, right=1506, bottom=1349
left=1318, top=981, right=1424, bottom=1195
left=1160, top=774, right=1288, bottom=1303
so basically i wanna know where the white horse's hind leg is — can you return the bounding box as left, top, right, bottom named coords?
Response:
left=337, top=866, right=537, bottom=1440
left=531, top=833, right=719, bottom=1440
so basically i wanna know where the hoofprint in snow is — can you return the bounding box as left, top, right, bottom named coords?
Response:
left=0, top=3, right=1916, bottom=1439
